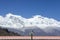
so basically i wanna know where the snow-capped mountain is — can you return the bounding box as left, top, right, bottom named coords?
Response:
left=0, top=13, right=60, bottom=36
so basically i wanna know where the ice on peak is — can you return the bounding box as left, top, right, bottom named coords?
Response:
left=6, top=13, right=13, bottom=16
left=33, top=15, right=44, bottom=18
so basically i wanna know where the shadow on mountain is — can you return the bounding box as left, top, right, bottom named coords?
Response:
left=0, top=28, right=20, bottom=36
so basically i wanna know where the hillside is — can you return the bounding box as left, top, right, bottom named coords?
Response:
left=0, top=28, right=20, bottom=36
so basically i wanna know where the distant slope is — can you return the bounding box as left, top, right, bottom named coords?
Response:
left=0, top=28, right=20, bottom=36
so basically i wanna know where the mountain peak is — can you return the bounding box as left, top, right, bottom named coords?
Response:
left=0, top=13, right=60, bottom=29
left=6, top=13, right=13, bottom=16
left=33, top=15, right=44, bottom=19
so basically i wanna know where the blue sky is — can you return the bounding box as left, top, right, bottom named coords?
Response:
left=0, top=0, right=60, bottom=20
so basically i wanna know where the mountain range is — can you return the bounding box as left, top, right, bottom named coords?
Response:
left=0, top=13, right=60, bottom=36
